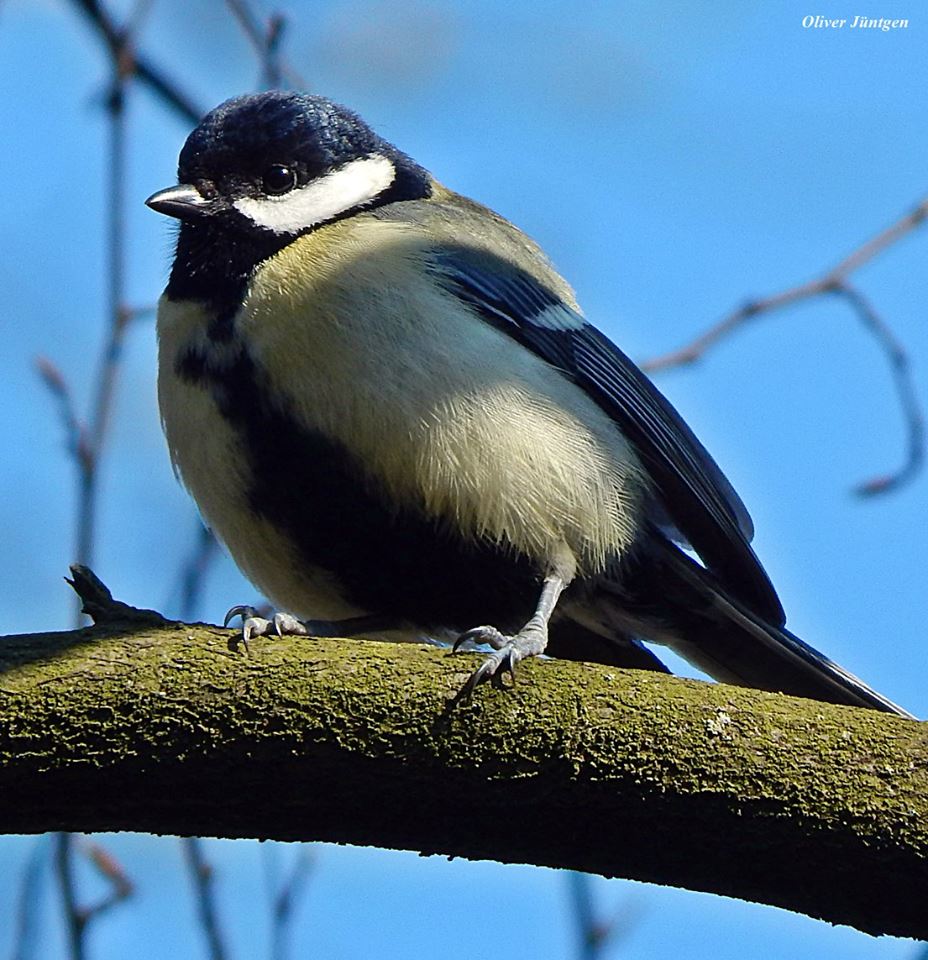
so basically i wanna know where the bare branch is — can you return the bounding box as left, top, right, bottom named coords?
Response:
left=829, top=200, right=928, bottom=278
left=566, top=873, right=640, bottom=960
left=830, top=283, right=924, bottom=495
left=643, top=199, right=928, bottom=373
left=35, top=358, right=91, bottom=473
left=74, top=49, right=131, bottom=572
left=10, top=837, right=48, bottom=960
left=224, top=0, right=303, bottom=89
left=83, top=839, right=134, bottom=907
left=267, top=846, right=314, bottom=960
left=54, top=834, right=85, bottom=960
left=1, top=580, right=925, bottom=941
left=641, top=200, right=927, bottom=495
left=172, top=522, right=219, bottom=621
left=182, top=838, right=229, bottom=960
left=567, top=873, right=606, bottom=960
left=67, top=0, right=203, bottom=123
left=226, top=0, right=282, bottom=87
left=52, top=835, right=133, bottom=960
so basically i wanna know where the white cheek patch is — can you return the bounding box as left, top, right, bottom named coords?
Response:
left=233, top=154, right=396, bottom=234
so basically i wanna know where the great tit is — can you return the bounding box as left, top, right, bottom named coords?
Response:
left=147, top=91, right=912, bottom=715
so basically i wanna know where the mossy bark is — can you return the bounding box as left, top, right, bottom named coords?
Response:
left=0, top=614, right=925, bottom=938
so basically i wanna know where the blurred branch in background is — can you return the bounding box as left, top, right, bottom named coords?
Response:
left=172, top=522, right=220, bottom=621
left=830, top=282, right=923, bottom=494
left=641, top=199, right=927, bottom=497
left=225, top=0, right=299, bottom=89
left=10, top=837, right=49, bottom=960
left=182, top=838, right=229, bottom=960
left=35, top=358, right=89, bottom=480
left=81, top=841, right=135, bottom=916
left=52, top=836, right=134, bottom=960
left=69, top=0, right=202, bottom=123
left=54, top=835, right=83, bottom=960
left=37, top=0, right=165, bottom=604
left=263, top=844, right=315, bottom=960
left=566, top=873, right=640, bottom=960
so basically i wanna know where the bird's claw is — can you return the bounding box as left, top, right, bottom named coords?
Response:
left=452, top=624, right=509, bottom=652
left=272, top=612, right=309, bottom=636
left=223, top=604, right=255, bottom=629
left=223, top=605, right=308, bottom=650
left=224, top=604, right=266, bottom=650
left=453, top=618, right=547, bottom=697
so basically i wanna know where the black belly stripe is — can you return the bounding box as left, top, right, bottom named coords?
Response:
left=176, top=344, right=543, bottom=632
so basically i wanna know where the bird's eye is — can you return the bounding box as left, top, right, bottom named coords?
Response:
left=262, top=164, right=297, bottom=195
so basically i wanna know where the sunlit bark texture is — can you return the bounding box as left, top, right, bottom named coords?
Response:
left=0, top=571, right=925, bottom=940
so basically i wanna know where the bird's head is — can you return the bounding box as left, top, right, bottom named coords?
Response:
left=146, top=91, right=430, bottom=238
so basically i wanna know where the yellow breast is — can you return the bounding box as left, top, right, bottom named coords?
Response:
left=237, top=217, right=647, bottom=575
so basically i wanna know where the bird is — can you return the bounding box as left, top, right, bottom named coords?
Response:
left=146, top=90, right=912, bottom=716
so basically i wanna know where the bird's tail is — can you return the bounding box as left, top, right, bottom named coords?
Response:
left=576, top=537, right=915, bottom=719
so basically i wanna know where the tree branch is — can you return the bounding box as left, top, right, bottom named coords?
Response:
left=640, top=199, right=928, bottom=496
left=68, top=0, right=203, bottom=124
left=0, top=604, right=924, bottom=940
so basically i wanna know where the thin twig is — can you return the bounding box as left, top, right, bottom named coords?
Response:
left=182, top=838, right=229, bottom=960
left=54, top=834, right=85, bottom=960
left=829, top=200, right=928, bottom=277
left=74, top=840, right=134, bottom=924
left=68, top=0, right=202, bottom=123
left=82, top=840, right=134, bottom=908
left=35, top=358, right=90, bottom=473
left=266, top=846, right=315, bottom=960
left=76, top=56, right=130, bottom=571
left=175, top=522, right=219, bottom=620
left=567, top=872, right=603, bottom=960
left=225, top=0, right=283, bottom=87
left=641, top=199, right=928, bottom=494
left=830, top=283, right=924, bottom=495
left=567, top=872, right=643, bottom=960
left=224, top=0, right=303, bottom=88
left=51, top=836, right=134, bottom=960
left=642, top=198, right=928, bottom=373
left=10, top=837, right=49, bottom=960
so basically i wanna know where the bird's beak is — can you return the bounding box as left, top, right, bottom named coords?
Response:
left=145, top=184, right=217, bottom=221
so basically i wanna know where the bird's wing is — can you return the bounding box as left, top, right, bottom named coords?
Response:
left=426, top=243, right=785, bottom=625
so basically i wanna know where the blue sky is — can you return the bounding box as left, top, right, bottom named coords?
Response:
left=0, top=1, right=925, bottom=958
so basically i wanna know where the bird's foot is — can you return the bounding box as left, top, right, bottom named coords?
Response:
left=223, top=606, right=394, bottom=650
left=223, top=605, right=308, bottom=649
left=452, top=615, right=548, bottom=696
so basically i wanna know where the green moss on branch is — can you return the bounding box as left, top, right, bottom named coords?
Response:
left=0, top=604, right=925, bottom=938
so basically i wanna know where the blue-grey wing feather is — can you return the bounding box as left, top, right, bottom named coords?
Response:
left=428, top=246, right=784, bottom=625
